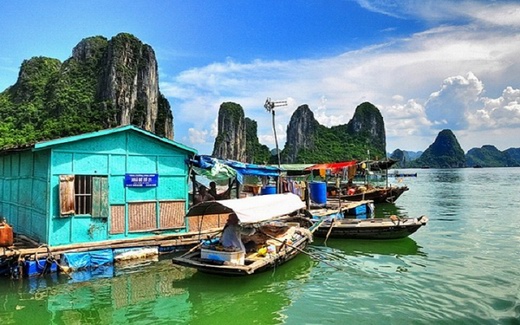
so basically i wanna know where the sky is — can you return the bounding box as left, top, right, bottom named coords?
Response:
left=1, top=0, right=519, bottom=155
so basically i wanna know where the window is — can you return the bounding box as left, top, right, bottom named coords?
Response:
left=75, top=175, right=92, bottom=214
left=59, top=175, right=108, bottom=217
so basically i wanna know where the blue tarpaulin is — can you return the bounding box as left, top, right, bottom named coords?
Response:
left=62, top=252, right=91, bottom=270
left=90, top=249, right=114, bottom=267
left=188, top=155, right=281, bottom=183
left=62, top=249, right=114, bottom=270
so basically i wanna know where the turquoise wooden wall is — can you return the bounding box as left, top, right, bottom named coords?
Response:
left=0, top=126, right=195, bottom=246
left=0, top=150, right=49, bottom=242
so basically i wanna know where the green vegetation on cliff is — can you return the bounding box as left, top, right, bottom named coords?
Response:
left=466, top=145, right=520, bottom=167
left=0, top=33, right=171, bottom=150
left=213, top=102, right=245, bottom=156
left=281, top=102, right=386, bottom=163
left=245, top=118, right=271, bottom=164
left=412, top=129, right=466, bottom=168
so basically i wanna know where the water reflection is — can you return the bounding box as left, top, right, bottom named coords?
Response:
left=171, top=254, right=316, bottom=325
left=374, top=202, right=405, bottom=218
left=0, top=253, right=318, bottom=324
left=313, top=237, right=425, bottom=257
left=0, top=258, right=195, bottom=324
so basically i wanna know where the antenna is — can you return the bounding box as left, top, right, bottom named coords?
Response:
left=264, top=98, right=287, bottom=170
left=264, top=98, right=288, bottom=112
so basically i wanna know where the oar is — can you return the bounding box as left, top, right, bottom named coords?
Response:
left=259, top=230, right=343, bottom=271
left=181, top=230, right=222, bottom=257
left=324, top=219, right=337, bottom=245
left=308, top=215, right=327, bottom=234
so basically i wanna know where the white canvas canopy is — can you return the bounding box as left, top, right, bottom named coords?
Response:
left=186, top=193, right=305, bottom=224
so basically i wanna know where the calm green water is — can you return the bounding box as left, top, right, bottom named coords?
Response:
left=1, top=168, right=519, bottom=324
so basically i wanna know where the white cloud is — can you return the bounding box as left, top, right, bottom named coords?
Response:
left=187, top=128, right=208, bottom=145
left=164, top=1, right=520, bottom=153
left=355, top=0, right=520, bottom=28
left=474, top=86, right=520, bottom=129
left=424, top=72, right=484, bottom=130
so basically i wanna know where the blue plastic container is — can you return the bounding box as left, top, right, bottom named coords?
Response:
left=310, top=181, right=327, bottom=204
left=346, top=204, right=367, bottom=216
left=261, top=185, right=277, bottom=195
left=24, top=259, right=58, bottom=277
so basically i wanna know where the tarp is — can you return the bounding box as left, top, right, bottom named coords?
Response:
left=62, top=252, right=91, bottom=270
left=305, top=161, right=358, bottom=173
left=366, top=159, right=398, bottom=170
left=186, top=193, right=305, bottom=224
left=187, top=155, right=281, bottom=184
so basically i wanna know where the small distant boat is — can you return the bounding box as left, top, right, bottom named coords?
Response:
left=393, top=171, right=418, bottom=177
left=312, top=215, right=429, bottom=240
left=473, top=165, right=483, bottom=168
left=172, top=193, right=312, bottom=276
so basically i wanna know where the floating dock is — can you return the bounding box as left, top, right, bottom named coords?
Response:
left=0, top=229, right=221, bottom=279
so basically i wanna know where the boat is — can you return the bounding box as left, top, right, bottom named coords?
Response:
left=304, top=160, right=409, bottom=204
left=311, top=213, right=428, bottom=240
left=392, top=170, right=418, bottom=177
left=335, top=185, right=409, bottom=204
left=172, top=193, right=313, bottom=276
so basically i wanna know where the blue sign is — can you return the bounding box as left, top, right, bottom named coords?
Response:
left=124, top=174, right=159, bottom=187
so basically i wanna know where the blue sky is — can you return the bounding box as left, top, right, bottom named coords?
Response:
left=1, top=0, right=519, bottom=155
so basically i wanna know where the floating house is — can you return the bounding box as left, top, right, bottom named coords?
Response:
left=0, top=125, right=197, bottom=247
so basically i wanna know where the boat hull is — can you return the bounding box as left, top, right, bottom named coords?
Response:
left=313, top=216, right=428, bottom=240
left=339, top=186, right=408, bottom=204
left=172, top=236, right=310, bottom=276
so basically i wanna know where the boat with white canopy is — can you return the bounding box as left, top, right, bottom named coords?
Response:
left=172, top=193, right=312, bottom=276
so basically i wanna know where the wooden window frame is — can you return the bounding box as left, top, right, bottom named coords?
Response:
left=59, top=174, right=108, bottom=218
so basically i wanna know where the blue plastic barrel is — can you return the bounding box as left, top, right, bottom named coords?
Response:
left=310, top=181, right=327, bottom=204
left=261, top=185, right=277, bottom=195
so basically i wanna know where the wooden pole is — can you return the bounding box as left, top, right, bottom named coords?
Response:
left=324, top=219, right=337, bottom=245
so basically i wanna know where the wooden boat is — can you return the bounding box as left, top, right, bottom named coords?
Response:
left=311, top=214, right=428, bottom=240
left=336, top=185, right=409, bottom=204
left=393, top=171, right=418, bottom=177
left=303, top=160, right=409, bottom=204
left=172, top=193, right=313, bottom=276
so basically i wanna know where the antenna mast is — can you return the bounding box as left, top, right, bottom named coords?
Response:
left=264, top=98, right=288, bottom=169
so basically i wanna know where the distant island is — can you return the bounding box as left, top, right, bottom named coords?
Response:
left=389, top=130, right=520, bottom=168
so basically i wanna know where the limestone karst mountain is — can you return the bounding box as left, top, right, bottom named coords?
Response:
left=0, top=33, right=173, bottom=149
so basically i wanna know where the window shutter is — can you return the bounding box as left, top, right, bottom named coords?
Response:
left=59, top=175, right=75, bottom=216
left=92, top=177, right=109, bottom=218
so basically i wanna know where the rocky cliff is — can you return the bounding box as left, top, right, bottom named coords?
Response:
left=212, top=102, right=273, bottom=163
left=282, top=102, right=386, bottom=163
left=413, top=129, right=466, bottom=168
left=390, top=149, right=423, bottom=168
left=284, top=105, right=319, bottom=163
left=0, top=33, right=173, bottom=149
left=212, top=102, right=247, bottom=161
left=95, top=33, right=171, bottom=136
left=346, top=102, right=386, bottom=154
